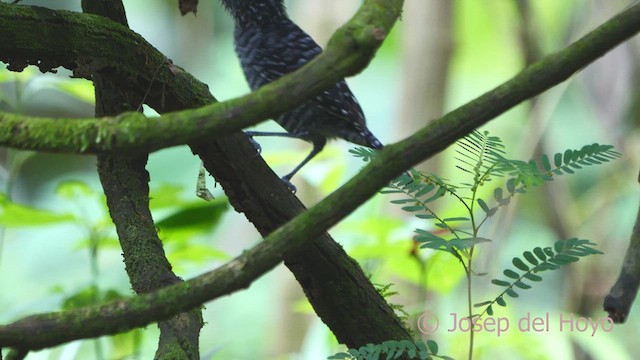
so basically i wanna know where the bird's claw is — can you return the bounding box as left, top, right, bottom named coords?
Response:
left=282, top=176, right=297, bottom=194
left=247, top=135, right=262, bottom=156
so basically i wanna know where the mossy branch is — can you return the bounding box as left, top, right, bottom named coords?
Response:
left=84, top=0, right=203, bottom=357
left=2, top=0, right=415, bottom=350
left=0, top=0, right=402, bottom=154
left=0, top=0, right=413, bottom=351
left=0, top=2, right=638, bottom=351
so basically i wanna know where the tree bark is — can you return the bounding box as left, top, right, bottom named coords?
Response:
left=83, top=1, right=202, bottom=358
left=0, top=0, right=412, bottom=349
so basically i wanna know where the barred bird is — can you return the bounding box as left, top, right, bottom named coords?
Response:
left=221, top=0, right=384, bottom=191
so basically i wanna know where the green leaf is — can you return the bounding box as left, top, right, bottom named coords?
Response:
left=0, top=194, right=75, bottom=227
left=543, top=247, right=555, bottom=258
left=396, top=175, right=414, bottom=187
left=523, top=273, right=543, bottom=282
left=560, top=166, right=575, bottom=174
left=408, top=343, right=417, bottom=358
left=563, top=150, right=573, bottom=165
left=477, top=198, right=490, bottom=213
left=56, top=79, right=95, bottom=104
left=149, top=183, right=187, bottom=209
left=494, top=187, right=509, bottom=205
left=449, top=237, right=491, bottom=250
left=505, top=289, right=519, bottom=298
left=550, top=254, right=579, bottom=264
left=443, top=217, right=470, bottom=222
left=380, top=189, right=402, bottom=194
left=541, top=154, right=551, bottom=171
left=401, top=205, right=424, bottom=212
left=328, top=353, right=351, bottom=359
left=491, top=279, right=510, bottom=287
left=110, top=328, right=143, bottom=360
left=496, top=296, right=506, bottom=306
left=533, top=247, right=547, bottom=261
left=474, top=301, right=492, bottom=307
left=347, top=348, right=360, bottom=356
left=56, top=180, right=94, bottom=199
left=62, top=285, right=99, bottom=310
left=514, top=281, right=532, bottom=289
left=487, top=305, right=494, bottom=316
left=554, top=153, right=563, bottom=167
left=555, top=239, right=569, bottom=253
left=424, top=188, right=447, bottom=203
left=503, top=269, right=520, bottom=279
left=384, top=347, right=396, bottom=360
left=390, top=198, right=416, bottom=204
left=523, top=251, right=539, bottom=265
left=416, top=231, right=449, bottom=251
left=414, top=184, right=436, bottom=197
left=426, top=340, right=438, bottom=355
left=578, top=246, right=604, bottom=255
left=506, top=178, right=517, bottom=193
left=536, top=263, right=560, bottom=271
left=563, top=250, right=589, bottom=257
left=168, top=245, right=230, bottom=264
left=350, top=147, right=377, bottom=162
left=512, top=257, right=530, bottom=271
left=156, top=199, right=228, bottom=231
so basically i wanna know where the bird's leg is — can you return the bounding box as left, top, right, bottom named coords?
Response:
left=281, top=137, right=326, bottom=193
left=243, top=131, right=324, bottom=192
left=244, top=130, right=309, bottom=155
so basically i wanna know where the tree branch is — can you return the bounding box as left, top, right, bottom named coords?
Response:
left=83, top=0, right=203, bottom=356
left=1, top=0, right=415, bottom=349
left=0, top=0, right=400, bottom=154
left=604, top=171, right=640, bottom=322
left=1, top=1, right=638, bottom=350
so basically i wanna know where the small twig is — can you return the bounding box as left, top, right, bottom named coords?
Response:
left=604, top=170, right=640, bottom=322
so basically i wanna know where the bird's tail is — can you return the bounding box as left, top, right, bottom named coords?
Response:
left=357, top=130, right=414, bottom=180
left=362, top=131, right=384, bottom=150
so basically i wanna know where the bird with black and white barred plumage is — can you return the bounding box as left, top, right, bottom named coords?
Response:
left=220, top=0, right=384, bottom=191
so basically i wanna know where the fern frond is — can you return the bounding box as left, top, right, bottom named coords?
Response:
left=374, top=283, right=411, bottom=330
left=475, top=143, right=621, bottom=229
left=328, top=340, right=452, bottom=360
left=540, top=143, right=621, bottom=176
left=349, top=147, right=378, bottom=163
left=385, top=177, right=472, bottom=245
left=455, top=131, right=510, bottom=191
left=416, top=229, right=490, bottom=257
left=474, top=239, right=602, bottom=316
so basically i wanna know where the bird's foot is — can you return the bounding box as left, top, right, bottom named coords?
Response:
left=246, top=134, right=262, bottom=155
left=281, top=176, right=297, bottom=194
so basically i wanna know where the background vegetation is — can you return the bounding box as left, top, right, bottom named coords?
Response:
left=0, top=0, right=638, bottom=359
